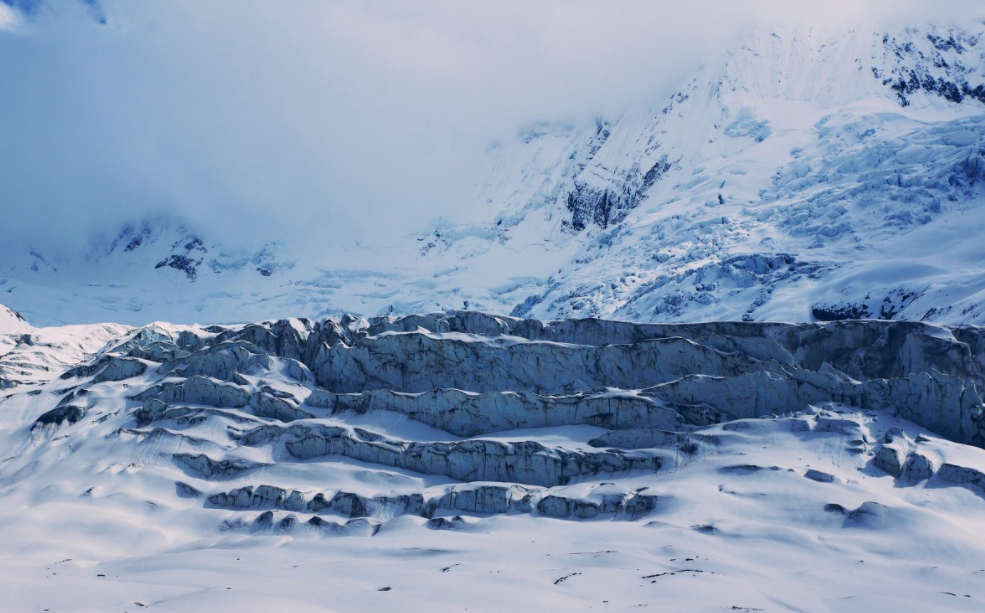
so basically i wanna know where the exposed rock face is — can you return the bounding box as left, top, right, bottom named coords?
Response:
left=21, top=311, right=985, bottom=533
left=937, top=463, right=985, bottom=493
left=865, top=427, right=985, bottom=501
left=173, top=453, right=266, bottom=480
left=874, top=445, right=905, bottom=478
left=426, top=484, right=536, bottom=516
left=903, top=452, right=936, bottom=482
left=32, top=405, right=86, bottom=430
left=158, top=341, right=272, bottom=382
left=135, top=376, right=251, bottom=408
left=287, top=314, right=985, bottom=448
left=92, top=357, right=147, bottom=384
left=246, top=423, right=661, bottom=488
left=306, top=388, right=687, bottom=437
left=113, top=328, right=189, bottom=362
left=203, top=481, right=660, bottom=524
left=537, top=485, right=659, bottom=520
left=208, top=485, right=309, bottom=512
left=313, top=333, right=766, bottom=395
left=563, top=155, right=671, bottom=231
left=804, top=469, right=836, bottom=483
left=587, top=428, right=717, bottom=451
left=103, top=314, right=984, bottom=462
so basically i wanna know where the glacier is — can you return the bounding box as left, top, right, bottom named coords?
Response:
left=3, top=310, right=985, bottom=610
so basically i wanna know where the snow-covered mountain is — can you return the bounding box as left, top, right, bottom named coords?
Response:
left=432, top=24, right=985, bottom=325
left=1, top=216, right=298, bottom=325
left=3, top=23, right=985, bottom=329
left=2, top=311, right=985, bottom=611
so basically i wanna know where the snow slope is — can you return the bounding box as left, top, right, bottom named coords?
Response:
left=2, top=312, right=985, bottom=611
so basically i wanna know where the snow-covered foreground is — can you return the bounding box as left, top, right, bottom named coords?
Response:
left=2, top=312, right=985, bottom=612
left=3, top=421, right=985, bottom=613
left=2, top=408, right=984, bottom=612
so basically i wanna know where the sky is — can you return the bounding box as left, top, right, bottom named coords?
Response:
left=0, top=0, right=982, bottom=257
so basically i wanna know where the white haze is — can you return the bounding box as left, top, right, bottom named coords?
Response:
left=0, top=0, right=982, bottom=256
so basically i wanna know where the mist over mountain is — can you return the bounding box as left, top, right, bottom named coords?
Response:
left=4, top=4, right=985, bottom=612
left=2, top=2, right=985, bottom=327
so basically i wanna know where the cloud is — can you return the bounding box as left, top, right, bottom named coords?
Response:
left=0, top=0, right=982, bottom=260
left=0, top=4, right=20, bottom=30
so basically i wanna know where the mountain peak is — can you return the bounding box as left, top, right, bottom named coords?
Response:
left=0, top=301, right=31, bottom=334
